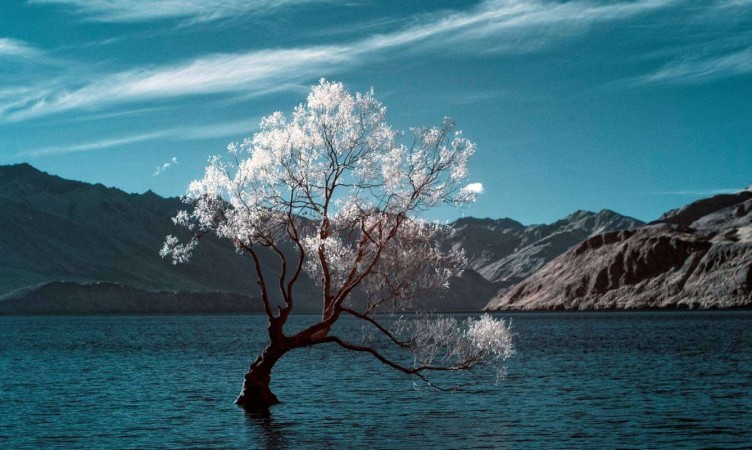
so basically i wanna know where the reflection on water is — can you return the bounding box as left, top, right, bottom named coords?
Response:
left=244, top=409, right=288, bottom=450
left=0, top=311, right=751, bottom=448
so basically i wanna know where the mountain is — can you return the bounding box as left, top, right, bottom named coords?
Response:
left=486, top=190, right=752, bottom=310
left=0, top=281, right=264, bottom=314
left=450, top=210, right=644, bottom=287
left=0, top=164, right=642, bottom=314
left=0, top=163, right=320, bottom=313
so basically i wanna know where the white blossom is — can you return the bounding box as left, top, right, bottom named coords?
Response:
left=159, top=234, right=197, bottom=265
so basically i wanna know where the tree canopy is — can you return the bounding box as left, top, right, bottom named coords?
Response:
left=161, top=79, right=513, bottom=409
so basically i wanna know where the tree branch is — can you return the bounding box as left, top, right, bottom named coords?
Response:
left=237, top=240, right=276, bottom=321
left=320, top=336, right=476, bottom=391
left=337, top=306, right=411, bottom=349
left=280, top=214, right=305, bottom=322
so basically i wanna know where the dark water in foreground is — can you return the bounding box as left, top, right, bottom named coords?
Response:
left=1, top=312, right=750, bottom=449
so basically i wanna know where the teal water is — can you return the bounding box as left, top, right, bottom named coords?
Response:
left=1, top=312, right=750, bottom=449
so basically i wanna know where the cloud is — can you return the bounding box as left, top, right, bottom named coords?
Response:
left=153, top=156, right=178, bottom=176
left=177, top=120, right=254, bottom=140
left=49, top=105, right=173, bottom=124
left=632, top=47, right=752, bottom=86
left=358, top=0, right=675, bottom=55
left=20, top=119, right=255, bottom=157
left=606, top=1, right=752, bottom=87
left=4, top=0, right=676, bottom=120
left=0, top=38, right=41, bottom=58
left=462, top=182, right=485, bottom=195
left=29, top=0, right=328, bottom=23
left=646, top=188, right=743, bottom=196
left=3, top=46, right=349, bottom=121
left=29, top=0, right=672, bottom=28
left=443, top=89, right=508, bottom=105
left=458, top=182, right=484, bottom=203
left=23, top=130, right=172, bottom=157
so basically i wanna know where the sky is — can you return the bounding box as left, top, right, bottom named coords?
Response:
left=1, top=0, right=750, bottom=224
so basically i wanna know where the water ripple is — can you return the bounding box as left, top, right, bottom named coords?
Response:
left=0, top=311, right=750, bottom=448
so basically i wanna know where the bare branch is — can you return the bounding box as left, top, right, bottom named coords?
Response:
left=321, top=336, right=478, bottom=391
left=236, top=240, right=276, bottom=321
left=337, top=306, right=411, bottom=349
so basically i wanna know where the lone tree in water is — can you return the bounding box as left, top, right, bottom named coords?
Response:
left=161, top=80, right=514, bottom=410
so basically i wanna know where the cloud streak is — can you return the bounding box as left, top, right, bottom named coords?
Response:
left=0, top=38, right=41, bottom=58
left=22, top=130, right=172, bottom=157
left=4, top=46, right=349, bottom=121
left=646, top=188, right=744, bottom=196
left=3, top=0, right=680, bottom=120
left=359, top=0, right=675, bottom=55
left=632, top=46, right=752, bottom=86
left=29, top=0, right=328, bottom=23
left=20, top=119, right=255, bottom=157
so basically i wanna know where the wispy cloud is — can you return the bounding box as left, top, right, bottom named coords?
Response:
left=358, top=0, right=675, bottom=55
left=153, top=156, right=177, bottom=176
left=48, top=105, right=173, bottom=124
left=0, top=38, right=41, bottom=58
left=23, top=130, right=171, bottom=157
left=632, top=46, right=752, bottom=86
left=442, top=89, right=508, bottom=105
left=4, top=0, right=676, bottom=121
left=603, top=0, right=752, bottom=88
left=3, top=46, right=350, bottom=121
left=178, top=120, right=254, bottom=140
left=646, top=188, right=744, bottom=196
left=20, top=119, right=255, bottom=157
left=29, top=0, right=328, bottom=23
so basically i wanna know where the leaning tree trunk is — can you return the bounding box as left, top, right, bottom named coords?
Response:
left=236, top=345, right=287, bottom=410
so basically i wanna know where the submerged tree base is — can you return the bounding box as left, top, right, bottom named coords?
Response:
left=235, top=382, right=279, bottom=411
left=235, top=348, right=284, bottom=411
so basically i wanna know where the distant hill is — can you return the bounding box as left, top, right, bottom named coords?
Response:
left=486, top=190, right=752, bottom=310
left=0, top=163, right=318, bottom=313
left=0, top=163, right=642, bottom=314
left=0, top=281, right=264, bottom=314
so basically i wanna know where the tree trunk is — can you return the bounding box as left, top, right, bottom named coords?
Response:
left=235, top=344, right=286, bottom=410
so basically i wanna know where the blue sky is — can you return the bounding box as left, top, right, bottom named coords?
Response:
left=1, top=0, right=750, bottom=224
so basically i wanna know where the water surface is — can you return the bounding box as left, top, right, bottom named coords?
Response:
left=1, top=311, right=750, bottom=448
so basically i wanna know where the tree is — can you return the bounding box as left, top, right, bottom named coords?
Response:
left=161, top=79, right=514, bottom=410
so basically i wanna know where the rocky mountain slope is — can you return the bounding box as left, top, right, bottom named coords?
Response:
left=486, top=190, right=752, bottom=310
left=451, top=210, right=643, bottom=287
left=0, top=164, right=642, bottom=313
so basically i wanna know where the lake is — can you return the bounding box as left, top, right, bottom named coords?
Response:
left=1, top=312, right=750, bottom=449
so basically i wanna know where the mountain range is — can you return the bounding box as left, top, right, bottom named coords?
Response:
left=486, top=189, right=752, bottom=310
left=0, top=163, right=653, bottom=313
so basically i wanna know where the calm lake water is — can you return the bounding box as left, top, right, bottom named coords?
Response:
left=1, top=311, right=750, bottom=449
